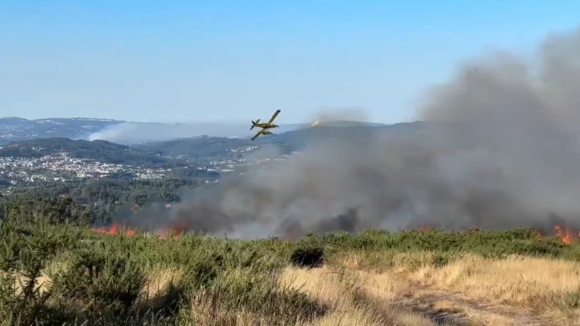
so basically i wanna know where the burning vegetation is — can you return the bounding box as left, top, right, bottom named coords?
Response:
left=93, top=222, right=186, bottom=239
left=92, top=220, right=580, bottom=246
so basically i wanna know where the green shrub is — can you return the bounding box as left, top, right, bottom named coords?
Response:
left=49, top=248, right=146, bottom=318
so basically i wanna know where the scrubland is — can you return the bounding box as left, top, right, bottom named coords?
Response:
left=2, top=210, right=580, bottom=326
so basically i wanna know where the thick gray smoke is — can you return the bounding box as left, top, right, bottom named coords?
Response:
left=124, top=27, right=580, bottom=238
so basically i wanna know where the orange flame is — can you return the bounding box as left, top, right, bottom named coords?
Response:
left=157, top=223, right=187, bottom=239
left=93, top=222, right=188, bottom=239
left=93, top=223, right=137, bottom=236
left=554, top=225, right=576, bottom=244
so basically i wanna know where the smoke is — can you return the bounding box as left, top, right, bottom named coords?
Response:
left=307, top=108, right=371, bottom=125
left=121, top=26, right=580, bottom=238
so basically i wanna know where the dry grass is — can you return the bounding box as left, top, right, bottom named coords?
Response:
left=9, top=255, right=73, bottom=296
left=279, top=267, right=439, bottom=326
left=11, top=272, right=51, bottom=296
left=141, top=267, right=183, bottom=300
left=188, top=291, right=276, bottom=326
left=10, top=251, right=580, bottom=325
left=333, top=251, right=580, bottom=325
left=432, top=300, right=524, bottom=326
left=410, top=255, right=580, bottom=306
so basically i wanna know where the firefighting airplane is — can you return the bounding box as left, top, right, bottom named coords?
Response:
left=250, top=109, right=281, bottom=140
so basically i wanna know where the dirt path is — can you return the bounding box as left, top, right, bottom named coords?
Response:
left=389, top=281, right=560, bottom=326
left=395, top=293, right=550, bottom=325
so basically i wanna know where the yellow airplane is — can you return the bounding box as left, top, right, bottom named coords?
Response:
left=250, top=110, right=281, bottom=140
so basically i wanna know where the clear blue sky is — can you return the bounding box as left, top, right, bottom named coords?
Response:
left=1, top=1, right=579, bottom=124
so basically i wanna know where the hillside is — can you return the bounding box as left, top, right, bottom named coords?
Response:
left=0, top=137, right=184, bottom=167
left=135, top=135, right=256, bottom=158
left=265, top=121, right=429, bottom=151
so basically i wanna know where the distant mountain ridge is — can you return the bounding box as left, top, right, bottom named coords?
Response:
left=0, top=118, right=431, bottom=161
left=0, top=116, right=390, bottom=144
left=0, top=117, right=124, bottom=144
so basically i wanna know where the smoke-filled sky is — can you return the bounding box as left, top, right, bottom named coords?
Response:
left=120, top=27, right=580, bottom=239
left=2, top=1, right=580, bottom=124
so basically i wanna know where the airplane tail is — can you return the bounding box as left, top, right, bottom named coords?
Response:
left=250, top=119, right=260, bottom=130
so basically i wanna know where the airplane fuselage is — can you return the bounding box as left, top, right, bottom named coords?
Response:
left=253, top=123, right=278, bottom=129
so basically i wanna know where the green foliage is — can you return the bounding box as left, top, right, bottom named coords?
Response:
left=50, top=248, right=146, bottom=317
left=0, top=211, right=70, bottom=325
left=308, top=227, right=570, bottom=259
left=4, top=196, right=91, bottom=226
left=7, top=179, right=204, bottom=224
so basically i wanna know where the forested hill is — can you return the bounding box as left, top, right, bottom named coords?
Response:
left=0, top=137, right=185, bottom=167
left=4, top=178, right=205, bottom=223
left=134, top=136, right=256, bottom=158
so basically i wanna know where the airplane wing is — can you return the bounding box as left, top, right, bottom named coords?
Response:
left=251, top=130, right=262, bottom=141
left=268, top=110, right=281, bottom=124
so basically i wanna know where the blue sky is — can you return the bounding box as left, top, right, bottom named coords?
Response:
left=1, top=1, right=579, bottom=124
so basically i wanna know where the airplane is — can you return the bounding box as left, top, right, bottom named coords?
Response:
left=250, top=109, right=281, bottom=140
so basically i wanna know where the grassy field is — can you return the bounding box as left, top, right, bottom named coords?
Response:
left=2, top=212, right=580, bottom=325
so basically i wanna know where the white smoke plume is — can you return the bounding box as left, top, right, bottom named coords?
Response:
left=89, top=122, right=256, bottom=142
left=120, top=26, right=580, bottom=238
left=89, top=120, right=305, bottom=143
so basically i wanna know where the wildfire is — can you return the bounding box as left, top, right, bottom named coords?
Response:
left=554, top=225, right=578, bottom=244
left=157, top=229, right=184, bottom=240
left=92, top=223, right=185, bottom=239
left=93, top=223, right=137, bottom=236
left=92, top=222, right=580, bottom=244
left=534, top=225, right=580, bottom=244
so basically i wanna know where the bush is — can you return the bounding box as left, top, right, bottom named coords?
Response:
left=49, top=248, right=146, bottom=319
left=290, top=246, right=325, bottom=268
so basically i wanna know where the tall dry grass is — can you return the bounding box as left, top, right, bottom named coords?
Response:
left=279, top=267, right=441, bottom=326
left=333, top=251, right=580, bottom=325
